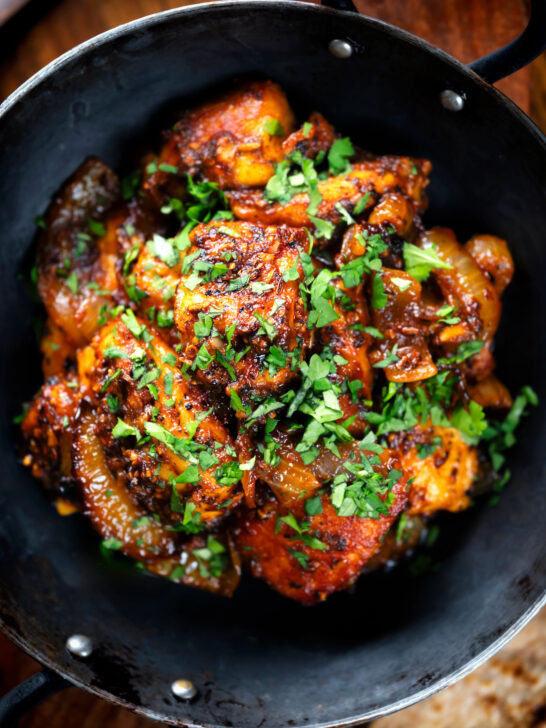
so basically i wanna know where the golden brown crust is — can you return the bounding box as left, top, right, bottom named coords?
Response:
left=143, top=80, right=296, bottom=201
left=77, top=317, right=243, bottom=526
left=391, top=425, right=478, bottom=515
left=174, top=220, right=311, bottom=401
left=235, top=451, right=409, bottom=605
left=20, top=375, right=81, bottom=500
left=227, top=156, right=430, bottom=243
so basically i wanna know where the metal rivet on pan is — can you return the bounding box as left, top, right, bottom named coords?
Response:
left=329, top=39, right=353, bottom=59
left=171, top=679, right=197, bottom=701
left=440, top=89, right=465, bottom=111
left=65, top=634, right=93, bottom=658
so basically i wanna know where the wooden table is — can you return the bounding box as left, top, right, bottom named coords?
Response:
left=0, top=1, right=544, bottom=726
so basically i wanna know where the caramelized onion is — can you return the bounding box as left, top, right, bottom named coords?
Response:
left=465, top=234, right=514, bottom=295
left=420, top=228, right=501, bottom=345
left=368, top=192, right=415, bottom=237
left=468, top=374, right=513, bottom=409
left=256, top=438, right=398, bottom=506
left=73, top=405, right=241, bottom=595
left=371, top=269, right=437, bottom=382
left=73, top=406, right=178, bottom=561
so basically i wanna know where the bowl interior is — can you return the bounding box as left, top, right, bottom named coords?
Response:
left=0, top=3, right=544, bottom=727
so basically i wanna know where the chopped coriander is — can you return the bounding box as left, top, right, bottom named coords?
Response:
left=328, top=137, right=354, bottom=175
left=112, top=418, right=141, bottom=440
left=335, top=201, right=355, bottom=226
left=100, top=368, right=122, bottom=393
left=121, top=309, right=144, bottom=338
left=65, top=271, right=79, bottom=294
left=264, top=119, right=285, bottom=136
left=304, top=496, right=323, bottom=516
left=157, top=309, right=174, bottom=328
left=353, top=191, right=371, bottom=216
left=391, top=276, right=411, bottom=292
left=158, top=163, right=178, bottom=174
left=362, top=326, right=384, bottom=338
left=371, top=274, right=387, bottom=309
left=250, top=281, right=275, bottom=294
left=193, top=343, right=214, bottom=371
left=106, top=394, right=120, bottom=414
left=229, top=387, right=250, bottom=415
left=121, top=170, right=140, bottom=199
left=227, top=275, right=250, bottom=291
left=102, top=538, right=123, bottom=550
left=309, top=215, right=335, bottom=240
left=170, top=565, right=186, bottom=580
left=288, top=548, right=309, bottom=569
left=282, top=259, right=300, bottom=282
left=147, top=234, right=179, bottom=267
left=254, top=312, right=277, bottom=341
left=403, top=242, right=452, bottom=282
left=88, top=218, right=106, bottom=237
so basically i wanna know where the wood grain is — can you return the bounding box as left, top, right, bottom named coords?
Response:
left=354, top=0, right=531, bottom=107
left=0, top=0, right=544, bottom=726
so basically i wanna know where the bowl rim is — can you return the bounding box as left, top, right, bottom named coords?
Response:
left=0, top=2, right=545, bottom=726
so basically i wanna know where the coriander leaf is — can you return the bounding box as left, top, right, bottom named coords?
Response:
left=102, top=538, right=123, bottom=550
left=283, top=259, right=300, bottom=282
left=451, top=400, right=487, bottom=444
left=335, top=201, right=355, bottom=226
left=371, top=274, right=387, bottom=309
left=100, top=368, right=122, bottom=393
left=403, top=242, right=452, bottom=282
left=229, top=387, right=250, bottom=415
left=254, top=312, right=277, bottom=341
left=353, top=191, right=371, bottom=216
left=121, top=309, right=144, bottom=338
left=309, top=215, right=335, bottom=240
left=391, top=276, right=411, bottom=292
left=307, top=296, right=339, bottom=328
left=288, top=548, right=309, bottom=569
left=112, top=418, right=141, bottom=440
left=147, top=234, right=179, bottom=267
left=250, top=281, right=275, bottom=294
left=305, top=496, right=323, bottom=516
left=264, top=119, right=285, bottom=136
left=372, top=345, right=400, bottom=369
left=121, top=171, right=140, bottom=199
left=88, top=218, right=106, bottom=237
left=328, top=137, right=354, bottom=175
left=65, top=271, right=79, bottom=294
left=362, top=326, right=384, bottom=338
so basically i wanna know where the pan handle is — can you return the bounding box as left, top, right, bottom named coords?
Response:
left=468, top=0, right=546, bottom=83
left=322, top=0, right=546, bottom=83
left=0, top=668, right=69, bottom=727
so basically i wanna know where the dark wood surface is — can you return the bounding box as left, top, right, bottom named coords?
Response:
left=0, top=1, right=544, bottom=726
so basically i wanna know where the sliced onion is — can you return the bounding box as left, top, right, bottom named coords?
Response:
left=420, top=228, right=501, bottom=344
left=465, top=234, right=514, bottom=295
left=468, top=374, right=513, bottom=409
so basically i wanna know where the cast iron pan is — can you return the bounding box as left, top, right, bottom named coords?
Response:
left=0, top=1, right=545, bottom=726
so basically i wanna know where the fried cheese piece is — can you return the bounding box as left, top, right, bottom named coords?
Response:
left=235, top=446, right=409, bottom=605
left=143, top=80, right=297, bottom=201
left=391, top=424, right=478, bottom=515
left=174, top=220, right=311, bottom=403
left=78, top=316, right=243, bottom=526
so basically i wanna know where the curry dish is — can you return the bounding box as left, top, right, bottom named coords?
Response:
left=19, top=80, right=535, bottom=605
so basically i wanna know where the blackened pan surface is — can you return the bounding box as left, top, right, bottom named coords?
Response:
left=0, top=3, right=544, bottom=726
